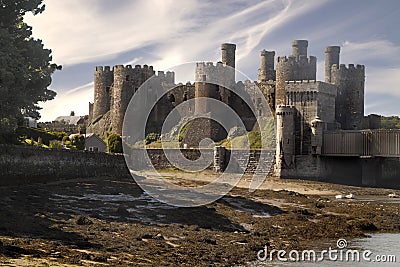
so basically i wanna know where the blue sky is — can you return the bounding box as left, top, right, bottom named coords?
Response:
left=24, top=0, right=400, bottom=121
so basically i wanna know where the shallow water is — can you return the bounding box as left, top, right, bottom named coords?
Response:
left=247, top=233, right=400, bottom=267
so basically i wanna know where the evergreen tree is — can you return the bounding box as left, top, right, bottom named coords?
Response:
left=0, top=0, right=61, bottom=137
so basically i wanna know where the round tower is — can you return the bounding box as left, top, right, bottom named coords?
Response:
left=93, top=66, right=113, bottom=120
left=275, top=56, right=294, bottom=107
left=111, top=65, right=135, bottom=135
left=258, top=50, right=275, bottom=82
left=324, top=46, right=340, bottom=83
left=276, top=105, right=295, bottom=169
left=292, top=40, right=308, bottom=59
left=331, top=64, right=365, bottom=130
left=194, top=66, right=219, bottom=114
left=221, top=43, right=236, bottom=69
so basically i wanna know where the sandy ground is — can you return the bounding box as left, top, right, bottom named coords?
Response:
left=0, top=172, right=399, bottom=266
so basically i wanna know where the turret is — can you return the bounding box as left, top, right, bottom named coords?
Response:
left=258, top=50, right=275, bottom=82
left=194, top=63, right=220, bottom=114
left=324, top=46, right=340, bottom=83
left=331, top=64, right=365, bottom=130
left=221, top=43, right=236, bottom=69
left=292, top=40, right=308, bottom=60
left=111, top=65, right=135, bottom=135
left=93, top=66, right=113, bottom=120
left=275, top=40, right=317, bottom=107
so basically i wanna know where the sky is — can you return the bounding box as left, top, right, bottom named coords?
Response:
left=23, top=0, right=400, bottom=122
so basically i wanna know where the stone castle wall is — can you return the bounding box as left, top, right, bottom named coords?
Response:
left=0, top=145, right=129, bottom=185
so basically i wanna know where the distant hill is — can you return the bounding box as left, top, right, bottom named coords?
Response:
left=381, top=116, right=400, bottom=129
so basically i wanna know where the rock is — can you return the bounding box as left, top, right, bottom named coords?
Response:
left=76, top=216, right=93, bottom=225
left=345, top=193, right=355, bottom=199
left=116, top=206, right=130, bottom=217
left=202, top=237, right=217, bottom=245
left=155, top=233, right=165, bottom=240
left=141, top=234, right=153, bottom=239
left=295, top=209, right=314, bottom=216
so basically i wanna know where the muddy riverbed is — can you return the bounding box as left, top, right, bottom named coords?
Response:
left=0, top=173, right=399, bottom=266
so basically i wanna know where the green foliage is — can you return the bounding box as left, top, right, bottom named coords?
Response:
left=145, top=133, right=160, bottom=145
left=62, top=135, right=70, bottom=144
left=107, top=134, right=123, bottom=153
left=381, top=116, right=400, bottom=129
left=0, top=0, right=61, bottom=131
left=71, top=135, right=85, bottom=150
left=63, top=140, right=73, bottom=149
left=178, top=122, right=190, bottom=142
left=15, top=126, right=65, bottom=145
left=219, top=117, right=276, bottom=149
left=49, top=140, right=63, bottom=149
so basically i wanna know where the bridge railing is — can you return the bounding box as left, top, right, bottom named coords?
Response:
left=322, top=129, right=400, bottom=157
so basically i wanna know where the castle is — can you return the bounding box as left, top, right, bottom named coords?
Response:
left=87, top=40, right=400, bottom=184
left=88, top=39, right=368, bottom=141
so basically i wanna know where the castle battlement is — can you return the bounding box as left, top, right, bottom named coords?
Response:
left=195, top=61, right=230, bottom=69
left=331, top=63, right=365, bottom=72
left=277, top=56, right=316, bottom=65
left=286, top=80, right=317, bottom=84
left=94, top=66, right=112, bottom=73
left=195, top=61, right=235, bottom=84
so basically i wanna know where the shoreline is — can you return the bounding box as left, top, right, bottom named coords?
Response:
left=0, top=173, right=399, bottom=266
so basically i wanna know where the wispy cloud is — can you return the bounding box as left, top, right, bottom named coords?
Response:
left=26, top=0, right=399, bottom=120
left=340, top=40, right=400, bottom=65
left=39, top=83, right=93, bottom=122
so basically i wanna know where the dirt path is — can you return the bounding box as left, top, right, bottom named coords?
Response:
left=0, top=173, right=399, bottom=266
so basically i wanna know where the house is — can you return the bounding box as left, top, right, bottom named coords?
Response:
left=23, top=117, right=37, bottom=128
left=68, top=133, right=106, bottom=152
left=84, top=133, right=106, bottom=152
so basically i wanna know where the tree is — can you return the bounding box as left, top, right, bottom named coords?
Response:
left=0, top=0, right=61, bottom=137
left=107, top=134, right=123, bottom=153
left=71, top=134, right=85, bottom=150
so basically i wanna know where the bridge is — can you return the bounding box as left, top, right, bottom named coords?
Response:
left=322, top=130, right=400, bottom=158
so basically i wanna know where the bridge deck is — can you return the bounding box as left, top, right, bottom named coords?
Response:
left=322, top=129, right=400, bottom=157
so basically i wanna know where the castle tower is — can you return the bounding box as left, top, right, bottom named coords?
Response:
left=324, top=46, right=340, bottom=83
left=93, top=66, right=113, bottom=120
left=258, top=50, right=275, bottom=82
left=111, top=65, right=135, bottom=135
left=292, top=40, right=308, bottom=60
left=275, top=56, right=293, bottom=107
left=194, top=63, right=220, bottom=114
left=275, top=105, right=295, bottom=171
left=275, top=40, right=317, bottom=107
left=221, top=43, right=236, bottom=69
left=331, top=64, right=365, bottom=130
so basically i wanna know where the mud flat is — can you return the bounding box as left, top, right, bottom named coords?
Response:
left=0, top=172, right=399, bottom=266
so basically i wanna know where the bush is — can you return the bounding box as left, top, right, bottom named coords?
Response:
left=15, top=126, right=66, bottom=145
left=71, top=134, right=85, bottom=150
left=145, top=133, right=160, bottom=145
left=107, top=134, right=123, bottom=153
left=49, top=140, right=63, bottom=149
left=62, top=136, right=70, bottom=144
